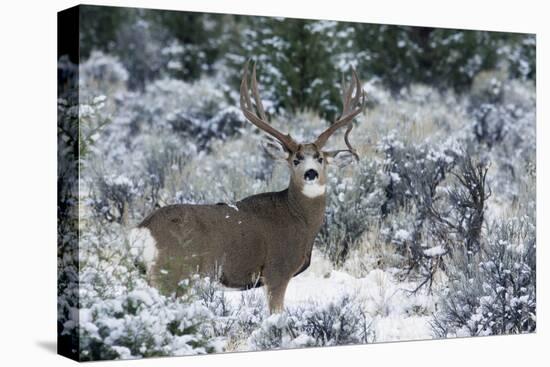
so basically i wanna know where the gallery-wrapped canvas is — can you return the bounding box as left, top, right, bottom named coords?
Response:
left=58, top=4, right=536, bottom=362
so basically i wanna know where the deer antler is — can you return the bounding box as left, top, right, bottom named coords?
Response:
left=240, top=61, right=299, bottom=153
left=314, top=68, right=365, bottom=159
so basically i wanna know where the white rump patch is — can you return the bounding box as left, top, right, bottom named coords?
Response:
left=302, top=183, right=326, bottom=198
left=128, top=227, right=158, bottom=273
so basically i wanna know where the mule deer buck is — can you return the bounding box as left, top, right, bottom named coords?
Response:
left=131, top=62, right=365, bottom=313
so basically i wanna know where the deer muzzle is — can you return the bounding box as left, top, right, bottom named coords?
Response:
left=304, top=169, right=319, bottom=182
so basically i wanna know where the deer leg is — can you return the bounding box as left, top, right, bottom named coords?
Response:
left=265, top=278, right=291, bottom=314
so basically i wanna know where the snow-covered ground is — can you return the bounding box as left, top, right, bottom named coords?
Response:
left=223, top=250, right=436, bottom=349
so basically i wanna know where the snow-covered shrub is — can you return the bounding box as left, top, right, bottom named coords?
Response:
left=167, top=106, right=245, bottom=151
left=147, top=78, right=227, bottom=122
left=377, top=135, right=457, bottom=271
left=470, top=72, right=535, bottom=156
left=248, top=314, right=303, bottom=350
left=59, top=64, right=110, bottom=358
left=152, top=274, right=270, bottom=351
left=132, top=77, right=245, bottom=150
left=61, top=90, right=111, bottom=165
left=317, top=160, right=385, bottom=265
left=160, top=40, right=209, bottom=81
left=90, top=174, right=142, bottom=224
left=113, top=18, right=164, bottom=89
left=175, top=137, right=275, bottom=206
left=499, top=34, right=536, bottom=81
left=58, top=212, right=80, bottom=358
left=432, top=214, right=536, bottom=337
left=232, top=290, right=268, bottom=337
left=469, top=76, right=535, bottom=211
left=432, top=156, right=490, bottom=256
left=378, top=134, right=457, bottom=218
left=375, top=136, right=492, bottom=292
left=188, top=276, right=238, bottom=339
left=58, top=57, right=81, bottom=358
left=470, top=69, right=507, bottom=105
left=289, top=294, right=374, bottom=346
left=76, top=224, right=225, bottom=360
left=471, top=101, right=515, bottom=151
left=78, top=284, right=222, bottom=360
left=139, top=135, right=199, bottom=208
left=248, top=293, right=374, bottom=350
left=80, top=51, right=129, bottom=99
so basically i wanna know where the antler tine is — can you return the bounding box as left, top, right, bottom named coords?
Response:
left=240, top=63, right=253, bottom=110
left=341, top=74, right=354, bottom=115
left=240, top=61, right=298, bottom=152
left=314, top=67, right=365, bottom=151
left=344, top=122, right=359, bottom=160
left=251, top=63, right=268, bottom=121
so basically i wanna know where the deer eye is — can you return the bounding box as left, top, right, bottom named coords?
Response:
left=318, top=157, right=323, bottom=164
left=293, top=159, right=300, bottom=166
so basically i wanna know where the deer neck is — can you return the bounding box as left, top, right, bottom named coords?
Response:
left=287, top=178, right=326, bottom=227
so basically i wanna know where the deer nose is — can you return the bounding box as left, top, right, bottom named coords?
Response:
left=304, top=169, right=319, bottom=181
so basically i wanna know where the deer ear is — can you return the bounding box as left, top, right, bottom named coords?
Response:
left=262, top=137, right=290, bottom=161
left=325, top=150, right=355, bottom=167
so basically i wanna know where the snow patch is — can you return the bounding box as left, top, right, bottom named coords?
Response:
left=423, top=245, right=446, bottom=257
left=394, top=229, right=411, bottom=242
